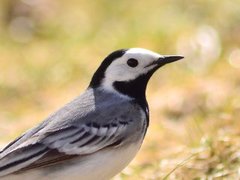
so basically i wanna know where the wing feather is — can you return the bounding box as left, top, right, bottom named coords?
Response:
left=0, top=143, right=48, bottom=176
left=0, top=121, right=129, bottom=176
left=43, top=122, right=127, bottom=155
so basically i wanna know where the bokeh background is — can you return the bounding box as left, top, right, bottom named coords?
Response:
left=0, top=0, right=240, bottom=179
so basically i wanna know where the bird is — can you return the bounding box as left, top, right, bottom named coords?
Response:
left=0, top=48, right=183, bottom=180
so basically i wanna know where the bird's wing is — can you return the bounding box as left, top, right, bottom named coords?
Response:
left=42, top=121, right=126, bottom=155
left=12, top=121, right=129, bottom=173
left=0, top=99, right=144, bottom=176
left=0, top=121, right=131, bottom=176
left=0, top=143, right=48, bottom=176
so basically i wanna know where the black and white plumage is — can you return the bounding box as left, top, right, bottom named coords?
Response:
left=0, top=48, right=183, bottom=180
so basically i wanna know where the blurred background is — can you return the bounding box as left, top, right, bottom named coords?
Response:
left=0, top=0, right=240, bottom=179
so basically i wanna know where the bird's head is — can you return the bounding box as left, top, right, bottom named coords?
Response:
left=89, top=48, right=183, bottom=101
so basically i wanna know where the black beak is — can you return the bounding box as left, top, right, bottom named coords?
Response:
left=146, top=55, right=184, bottom=68
left=161, top=55, right=184, bottom=64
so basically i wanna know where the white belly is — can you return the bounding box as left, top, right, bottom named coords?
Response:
left=2, top=142, right=142, bottom=180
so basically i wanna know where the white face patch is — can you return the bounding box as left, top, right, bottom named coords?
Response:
left=102, top=48, right=163, bottom=92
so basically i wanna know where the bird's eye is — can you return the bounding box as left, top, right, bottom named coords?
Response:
left=127, top=58, right=138, bottom=68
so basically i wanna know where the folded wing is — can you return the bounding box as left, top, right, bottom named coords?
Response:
left=0, top=119, right=131, bottom=176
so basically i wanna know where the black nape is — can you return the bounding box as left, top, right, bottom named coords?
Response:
left=89, top=49, right=127, bottom=88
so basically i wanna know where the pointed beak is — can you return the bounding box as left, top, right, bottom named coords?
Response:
left=161, top=55, right=184, bottom=64
left=146, top=55, right=184, bottom=69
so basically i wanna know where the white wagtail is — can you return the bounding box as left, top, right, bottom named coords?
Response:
left=0, top=48, right=183, bottom=180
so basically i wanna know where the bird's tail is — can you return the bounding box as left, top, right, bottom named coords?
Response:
left=0, top=143, right=47, bottom=177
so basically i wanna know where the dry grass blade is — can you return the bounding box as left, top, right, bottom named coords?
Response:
left=162, top=149, right=206, bottom=180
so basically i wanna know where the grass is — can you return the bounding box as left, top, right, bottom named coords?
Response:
left=0, top=0, right=240, bottom=179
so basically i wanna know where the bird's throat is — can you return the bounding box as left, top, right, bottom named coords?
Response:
left=113, top=75, right=150, bottom=111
